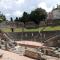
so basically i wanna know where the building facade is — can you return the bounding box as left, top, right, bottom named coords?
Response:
left=47, top=5, right=60, bottom=25
left=52, top=5, right=60, bottom=20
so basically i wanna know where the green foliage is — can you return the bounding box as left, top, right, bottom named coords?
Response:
left=30, top=8, right=47, bottom=24
left=10, top=17, right=13, bottom=22
left=21, top=12, right=30, bottom=24
left=15, top=17, right=19, bottom=21
left=0, top=14, right=6, bottom=23
left=14, top=8, right=47, bottom=25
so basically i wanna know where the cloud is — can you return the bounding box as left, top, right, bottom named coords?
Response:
left=0, top=0, right=25, bottom=19
left=0, top=0, right=25, bottom=9
left=5, top=13, right=11, bottom=20
left=15, top=0, right=25, bottom=4
left=38, top=2, right=52, bottom=12
left=13, top=11, right=23, bottom=17
left=5, top=13, right=11, bottom=17
left=0, top=0, right=60, bottom=20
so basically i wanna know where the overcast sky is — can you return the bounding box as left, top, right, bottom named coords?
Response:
left=0, top=0, right=60, bottom=20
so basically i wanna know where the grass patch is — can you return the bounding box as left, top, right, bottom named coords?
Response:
left=43, top=26, right=60, bottom=31
left=2, top=28, right=12, bottom=32
left=14, top=28, right=23, bottom=32
left=1, top=26, right=60, bottom=32
left=1, top=28, right=43, bottom=32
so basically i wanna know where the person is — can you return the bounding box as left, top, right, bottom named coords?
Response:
left=11, top=28, right=14, bottom=32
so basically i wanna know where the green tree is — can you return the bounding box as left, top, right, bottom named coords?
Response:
left=19, top=17, right=21, bottom=21
left=14, top=17, right=19, bottom=21
left=21, top=12, right=29, bottom=24
left=10, top=17, right=13, bottom=22
left=0, top=13, right=6, bottom=23
left=30, top=8, right=47, bottom=25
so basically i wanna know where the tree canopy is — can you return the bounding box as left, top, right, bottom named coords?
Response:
left=0, top=13, right=6, bottom=23
left=15, top=17, right=19, bottom=22
left=14, top=8, right=47, bottom=25
left=30, top=8, right=47, bottom=24
left=20, top=12, right=30, bottom=24
left=10, top=17, right=13, bottom=22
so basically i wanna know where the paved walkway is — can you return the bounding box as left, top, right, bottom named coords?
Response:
left=41, top=55, right=60, bottom=60
left=16, top=41, right=44, bottom=48
left=0, top=49, right=34, bottom=60
left=16, top=41, right=60, bottom=60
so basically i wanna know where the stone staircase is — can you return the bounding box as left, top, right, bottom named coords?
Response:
left=0, top=31, right=16, bottom=50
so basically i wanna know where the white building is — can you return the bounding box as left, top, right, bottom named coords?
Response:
left=52, top=5, right=60, bottom=20
left=47, top=5, right=60, bottom=20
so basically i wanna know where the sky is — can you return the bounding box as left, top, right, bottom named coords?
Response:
left=0, top=0, right=60, bottom=20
